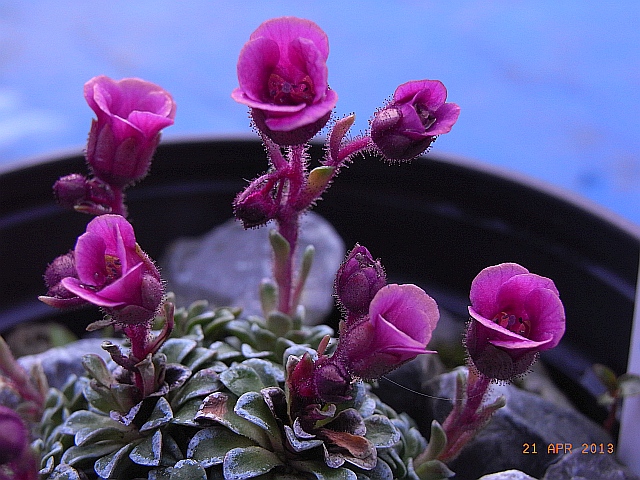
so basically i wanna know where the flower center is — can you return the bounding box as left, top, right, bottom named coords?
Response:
left=415, top=104, right=437, bottom=130
left=268, top=73, right=315, bottom=105
left=104, top=254, right=122, bottom=283
left=492, top=311, right=531, bottom=337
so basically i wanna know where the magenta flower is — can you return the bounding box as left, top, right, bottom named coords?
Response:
left=465, top=263, right=566, bottom=381
left=84, top=75, right=176, bottom=188
left=337, top=284, right=440, bottom=379
left=371, top=79, right=460, bottom=161
left=57, top=214, right=164, bottom=326
left=0, top=406, right=28, bottom=465
left=231, top=17, right=338, bottom=145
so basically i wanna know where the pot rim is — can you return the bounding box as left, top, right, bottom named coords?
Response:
left=3, top=133, right=639, bottom=240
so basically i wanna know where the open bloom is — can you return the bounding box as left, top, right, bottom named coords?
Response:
left=465, top=263, right=565, bottom=381
left=337, top=283, right=440, bottom=379
left=57, top=214, right=164, bottom=325
left=84, top=75, right=176, bottom=187
left=371, top=79, right=460, bottom=161
left=231, top=16, right=338, bottom=145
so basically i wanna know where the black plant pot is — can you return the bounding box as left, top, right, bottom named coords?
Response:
left=1, top=137, right=639, bottom=424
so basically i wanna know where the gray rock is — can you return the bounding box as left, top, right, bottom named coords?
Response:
left=18, top=338, right=118, bottom=389
left=375, top=365, right=615, bottom=480
left=479, top=470, right=537, bottom=480
left=425, top=368, right=613, bottom=479
left=542, top=450, right=640, bottom=480
left=160, top=212, right=345, bottom=324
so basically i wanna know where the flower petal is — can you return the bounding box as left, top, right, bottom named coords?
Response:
left=236, top=36, right=280, bottom=102
left=469, top=263, right=530, bottom=319
left=524, top=288, right=565, bottom=348
left=369, top=284, right=439, bottom=345
left=73, top=231, right=107, bottom=286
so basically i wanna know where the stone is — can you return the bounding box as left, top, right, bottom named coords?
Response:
left=542, top=450, right=640, bottom=480
left=479, top=470, right=537, bottom=480
left=18, top=338, right=118, bottom=389
left=160, top=212, right=345, bottom=324
left=425, top=368, right=613, bottom=479
left=374, top=364, right=616, bottom=480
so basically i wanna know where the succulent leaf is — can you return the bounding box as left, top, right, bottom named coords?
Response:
left=130, top=429, right=163, bottom=466
left=187, top=425, right=256, bottom=467
left=195, top=391, right=271, bottom=448
left=234, top=391, right=283, bottom=443
left=222, top=445, right=284, bottom=479
left=139, top=397, right=173, bottom=432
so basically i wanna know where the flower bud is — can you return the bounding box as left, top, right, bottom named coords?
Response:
left=371, top=79, right=460, bottom=161
left=53, top=173, right=89, bottom=209
left=84, top=76, right=176, bottom=188
left=313, top=357, right=353, bottom=403
left=39, top=252, right=87, bottom=309
left=233, top=186, right=279, bottom=229
left=335, top=245, right=386, bottom=316
left=53, top=174, right=117, bottom=215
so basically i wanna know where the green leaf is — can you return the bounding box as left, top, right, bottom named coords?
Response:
left=269, top=229, right=291, bottom=271
left=60, top=441, right=124, bottom=467
left=223, top=445, right=283, bottom=479
left=93, top=442, right=137, bottom=479
left=242, top=358, right=285, bottom=386
left=159, top=338, right=198, bottom=363
left=195, top=392, right=271, bottom=448
left=292, top=460, right=357, bottom=480
left=413, top=458, right=455, bottom=480
left=130, top=429, right=162, bottom=466
left=421, top=421, right=447, bottom=462
left=593, top=363, right=619, bottom=391
left=187, top=425, right=256, bottom=467
left=260, top=279, right=278, bottom=317
left=210, top=340, right=243, bottom=362
left=364, top=414, right=400, bottom=448
left=220, top=364, right=266, bottom=396
left=45, top=464, right=85, bottom=480
left=171, top=367, right=222, bottom=409
left=235, top=391, right=282, bottom=442
left=329, top=113, right=356, bottom=161
left=140, top=397, right=174, bottom=432
left=305, top=166, right=335, bottom=199
left=62, top=410, right=129, bottom=436
left=186, top=299, right=210, bottom=318
left=172, top=398, right=203, bottom=427
left=284, top=425, right=323, bottom=452
left=81, top=354, right=113, bottom=387
left=202, top=311, right=237, bottom=339
left=170, top=459, right=208, bottom=479
left=182, top=346, right=217, bottom=371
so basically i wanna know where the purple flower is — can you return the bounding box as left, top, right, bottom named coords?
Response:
left=58, top=214, right=164, bottom=325
left=231, top=17, right=338, bottom=145
left=84, top=75, right=176, bottom=187
left=0, top=406, right=28, bottom=465
left=371, top=79, right=460, bottom=161
left=334, top=244, right=386, bottom=317
left=337, top=284, right=440, bottom=379
left=465, top=263, right=566, bottom=381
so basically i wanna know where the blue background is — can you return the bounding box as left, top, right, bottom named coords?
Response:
left=1, top=1, right=638, bottom=228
